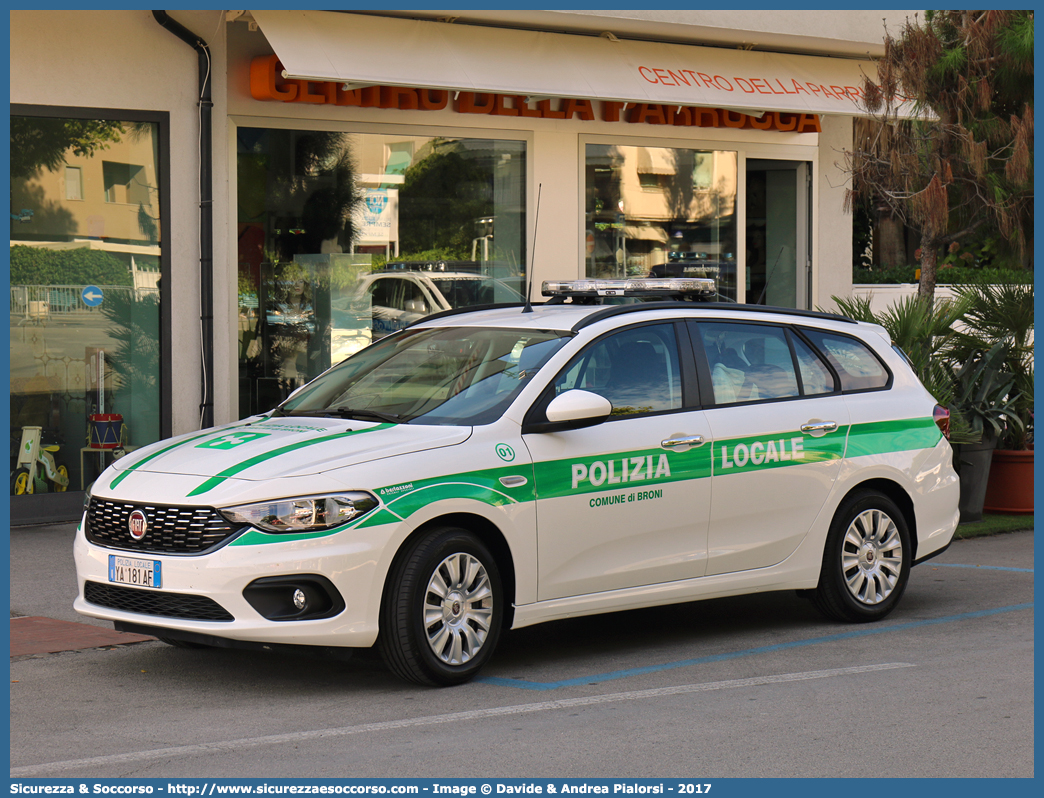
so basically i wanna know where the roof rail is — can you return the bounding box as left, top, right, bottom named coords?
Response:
left=403, top=299, right=856, bottom=332
left=570, top=301, right=856, bottom=332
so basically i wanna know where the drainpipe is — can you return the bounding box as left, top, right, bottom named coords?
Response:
left=152, top=10, right=214, bottom=429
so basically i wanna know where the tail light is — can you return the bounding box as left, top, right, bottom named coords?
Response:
left=933, top=404, right=951, bottom=439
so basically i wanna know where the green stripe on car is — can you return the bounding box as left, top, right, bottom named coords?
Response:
left=844, top=417, right=941, bottom=458
left=108, top=424, right=255, bottom=490
left=713, top=427, right=848, bottom=476
left=225, top=417, right=939, bottom=545
left=187, top=423, right=395, bottom=496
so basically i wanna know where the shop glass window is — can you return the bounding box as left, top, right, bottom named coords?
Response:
left=10, top=114, right=164, bottom=496
left=586, top=144, right=737, bottom=301
left=236, top=128, right=527, bottom=418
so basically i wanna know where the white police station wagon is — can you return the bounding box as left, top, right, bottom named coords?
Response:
left=74, top=279, right=959, bottom=686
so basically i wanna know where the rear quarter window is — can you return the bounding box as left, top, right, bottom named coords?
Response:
left=800, top=328, right=891, bottom=392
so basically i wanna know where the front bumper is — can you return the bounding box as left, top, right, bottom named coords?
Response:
left=72, top=515, right=399, bottom=649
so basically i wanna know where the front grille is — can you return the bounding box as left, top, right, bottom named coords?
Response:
left=84, top=581, right=235, bottom=622
left=86, top=499, right=244, bottom=555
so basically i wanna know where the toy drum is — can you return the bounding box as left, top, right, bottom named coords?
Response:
left=88, top=413, right=124, bottom=449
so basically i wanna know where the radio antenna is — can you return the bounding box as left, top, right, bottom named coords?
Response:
left=522, top=183, right=542, bottom=313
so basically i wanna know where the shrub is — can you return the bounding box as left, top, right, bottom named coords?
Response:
left=9, top=245, right=132, bottom=286
left=853, top=265, right=1033, bottom=286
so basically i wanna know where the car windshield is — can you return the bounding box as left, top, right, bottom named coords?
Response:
left=279, top=326, right=570, bottom=425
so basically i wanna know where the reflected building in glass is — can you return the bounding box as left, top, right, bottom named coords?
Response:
left=9, top=115, right=166, bottom=498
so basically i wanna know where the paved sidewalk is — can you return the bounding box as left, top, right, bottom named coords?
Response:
left=9, top=521, right=156, bottom=658
left=10, top=616, right=153, bottom=657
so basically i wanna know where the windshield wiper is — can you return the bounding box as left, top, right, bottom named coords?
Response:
left=315, top=407, right=404, bottom=424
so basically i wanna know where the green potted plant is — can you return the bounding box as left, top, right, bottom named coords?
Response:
left=947, top=343, right=1024, bottom=522
left=950, top=283, right=1034, bottom=512
left=829, top=292, right=971, bottom=408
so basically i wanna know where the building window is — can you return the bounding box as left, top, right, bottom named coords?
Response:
left=586, top=144, right=738, bottom=301
left=10, top=111, right=167, bottom=502
left=102, top=161, right=149, bottom=205
left=236, top=127, right=527, bottom=418
left=64, top=166, right=82, bottom=201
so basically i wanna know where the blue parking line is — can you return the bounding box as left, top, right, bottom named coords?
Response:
left=477, top=602, right=1034, bottom=691
left=928, top=563, right=1034, bottom=573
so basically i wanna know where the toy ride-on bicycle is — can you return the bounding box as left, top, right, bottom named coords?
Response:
left=12, top=426, right=69, bottom=494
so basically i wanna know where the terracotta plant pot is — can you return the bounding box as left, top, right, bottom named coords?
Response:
left=983, top=449, right=1035, bottom=514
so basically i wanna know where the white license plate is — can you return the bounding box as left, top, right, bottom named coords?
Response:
left=108, top=555, right=162, bottom=588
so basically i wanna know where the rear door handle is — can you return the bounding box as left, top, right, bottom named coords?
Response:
left=800, top=420, right=838, bottom=436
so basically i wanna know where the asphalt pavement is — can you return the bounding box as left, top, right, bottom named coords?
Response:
left=8, top=520, right=1035, bottom=778
left=9, top=520, right=159, bottom=656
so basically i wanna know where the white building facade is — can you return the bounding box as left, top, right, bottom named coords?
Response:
left=8, top=9, right=916, bottom=521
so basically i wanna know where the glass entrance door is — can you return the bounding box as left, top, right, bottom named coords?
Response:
left=745, top=160, right=810, bottom=308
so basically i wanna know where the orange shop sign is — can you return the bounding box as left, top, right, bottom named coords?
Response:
left=249, top=55, right=821, bottom=134
left=635, top=64, right=865, bottom=105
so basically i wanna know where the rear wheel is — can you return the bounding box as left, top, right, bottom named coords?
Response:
left=378, top=528, right=502, bottom=686
left=811, top=490, right=911, bottom=623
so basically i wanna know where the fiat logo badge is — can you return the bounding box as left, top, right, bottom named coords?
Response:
left=128, top=510, right=148, bottom=541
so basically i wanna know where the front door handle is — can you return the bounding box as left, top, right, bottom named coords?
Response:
left=800, top=420, right=838, bottom=436
left=661, top=435, right=705, bottom=450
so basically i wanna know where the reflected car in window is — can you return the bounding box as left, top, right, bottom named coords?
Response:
left=331, top=270, right=525, bottom=340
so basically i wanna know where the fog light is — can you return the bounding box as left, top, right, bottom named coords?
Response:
left=243, top=575, right=345, bottom=621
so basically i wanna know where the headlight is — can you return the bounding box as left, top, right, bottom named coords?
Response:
left=219, top=492, right=379, bottom=533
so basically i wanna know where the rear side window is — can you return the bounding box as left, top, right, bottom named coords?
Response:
left=791, top=334, right=836, bottom=396
left=699, top=322, right=799, bottom=405
left=801, top=328, right=890, bottom=392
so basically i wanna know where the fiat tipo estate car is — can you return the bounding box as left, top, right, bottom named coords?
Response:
left=75, top=279, right=959, bottom=686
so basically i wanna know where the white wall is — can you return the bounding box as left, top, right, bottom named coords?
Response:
left=815, top=115, right=855, bottom=308
left=847, top=283, right=959, bottom=315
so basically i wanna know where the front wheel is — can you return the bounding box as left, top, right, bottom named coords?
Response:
left=12, top=468, right=32, bottom=495
left=811, top=490, right=911, bottom=623
left=378, top=528, right=503, bottom=686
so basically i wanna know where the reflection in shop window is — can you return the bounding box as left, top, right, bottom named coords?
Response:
left=102, top=161, right=149, bottom=205
left=64, top=166, right=83, bottom=201
left=9, top=114, right=164, bottom=497
left=586, top=144, right=737, bottom=301
left=237, top=128, right=527, bottom=418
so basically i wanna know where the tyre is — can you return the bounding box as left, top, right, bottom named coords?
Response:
left=54, top=465, right=69, bottom=492
left=378, top=528, right=503, bottom=686
left=12, top=468, right=32, bottom=495
left=811, top=490, right=911, bottom=623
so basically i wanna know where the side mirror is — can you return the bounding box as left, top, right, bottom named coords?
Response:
left=538, top=389, right=612, bottom=431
